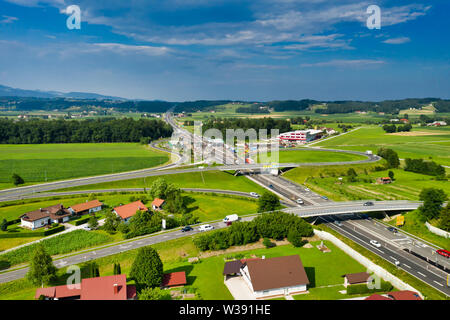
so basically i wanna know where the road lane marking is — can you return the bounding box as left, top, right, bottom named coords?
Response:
left=403, top=264, right=411, bottom=269
left=417, top=272, right=427, bottom=277
left=433, top=281, right=444, bottom=287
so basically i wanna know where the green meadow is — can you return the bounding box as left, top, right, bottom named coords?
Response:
left=0, top=143, right=170, bottom=188
left=258, top=149, right=367, bottom=164
left=315, top=126, right=450, bottom=166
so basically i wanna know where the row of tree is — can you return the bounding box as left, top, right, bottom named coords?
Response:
left=193, top=211, right=314, bottom=251
left=382, top=123, right=412, bottom=133
left=404, top=158, right=446, bottom=178
left=0, top=118, right=173, bottom=144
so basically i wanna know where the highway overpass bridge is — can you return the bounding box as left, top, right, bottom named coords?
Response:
left=283, top=200, right=421, bottom=218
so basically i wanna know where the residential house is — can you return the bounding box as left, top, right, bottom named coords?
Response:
left=427, top=121, right=447, bottom=127
left=224, top=255, right=310, bottom=299
left=151, top=198, right=165, bottom=211
left=35, top=274, right=137, bottom=300
left=20, top=204, right=72, bottom=230
left=113, top=201, right=148, bottom=222
left=365, top=290, right=422, bottom=301
left=69, top=200, right=103, bottom=216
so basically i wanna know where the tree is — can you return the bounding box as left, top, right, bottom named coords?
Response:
left=87, top=262, right=100, bottom=278
left=377, top=148, right=400, bottom=169
left=27, top=244, right=57, bottom=286
left=103, top=211, right=122, bottom=233
left=130, top=247, right=163, bottom=289
left=0, top=219, right=7, bottom=232
left=287, top=228, right=307, bottom=247
left=149, top=178, right=169, bottom=200
left=388, top=170, right=395, bottom=181
left=138, top=287, right=171, bottom=300
left=88, top=216, right=98, bottom=229
left=346, top=168, right=358, bottom=182
left=113, top=263, right=122, bottom=275
left=419, top=188, right=447, bottom=221
left=438, top=203, right=450, bottom=232
left=11, top=173, right=24, bottom=186
left=258, top=192, right=280, bottom=212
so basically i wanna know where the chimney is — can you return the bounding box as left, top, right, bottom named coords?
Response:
left=113, top=283, right=118, bottom=294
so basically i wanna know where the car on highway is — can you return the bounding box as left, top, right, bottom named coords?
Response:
left=250, top=192, right=260, bottom=198
left=268, top=184, right=274, bottom=189
left=363, top=201, right=374, bottom=206
left=223, top=214, right=239, bottom=223
left=199, top=224, right=214, bottom=232
left=394, top=259, right=400, bottom=266
left=370, top=240, right=382, bottom=248
left=387, top=227, right=398, bottom=233
left=333, top=220, right=342, bottom=226
left=181, top=226, right=193, bottom=232
left=436, top=249, right=450, bottom=258
left=296, top=198, right=304, bottom=205
left=321, top=196, right=329, bottom=200
left=304, top=188, right=310, bottom=192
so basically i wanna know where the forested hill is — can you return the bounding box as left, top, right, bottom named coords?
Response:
left=0, top=118, right=173, bottom=144
left=1, top=96, right=450, bottom=114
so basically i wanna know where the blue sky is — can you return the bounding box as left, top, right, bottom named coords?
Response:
left=0, top=0, right=449, bottom=101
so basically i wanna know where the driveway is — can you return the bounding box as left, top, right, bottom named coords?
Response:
left=224, top=277, right=256, bottom=300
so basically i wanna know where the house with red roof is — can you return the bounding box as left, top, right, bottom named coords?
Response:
left=35, top=274, right=137, bottom=300
left=365, top=290, right=422, bottom=301
left=20, top=204, right=72, bottom=230
left=151, top=198, right=166, bottom=211
left=69, top=200, right=103, bottom=216
left=113, top=201, right=148, bottom=222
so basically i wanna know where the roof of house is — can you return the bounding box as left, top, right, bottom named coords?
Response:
left=365, top=294, right=392, bottom=301
left=114, top=201, right=148, bottom=220
left=70, top=200, right=103, bottom=213
left=35, top=275, right=136, bottom=300
left=151, top=198, right=165, bottom=207
left=21, top=204, right=71, bottom=222
left=223, top=260, right=244, bottom=275
left=244, top=255, right=309, bottom=292
left=344, top=272, right=371, bottom=285
left=387, top=290, right=422, bottom=301
left=81, top=274, right=131, bottom=300
left=162, top=271, right=187, bottom=287
left=35, top=285, right=82, bottom=299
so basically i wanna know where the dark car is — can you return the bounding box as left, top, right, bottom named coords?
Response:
left=387, top=227, right=398, bottom=233
left=363, top=201, right=374, bottom=206
left=181, top=226, right=193, bottom=232
left=268, top=184, right=274, bottom=189
left=321, top=196, right=329, bottom=200
left=361, top=214, right=369, bottom=219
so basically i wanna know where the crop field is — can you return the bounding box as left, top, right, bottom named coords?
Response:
left=55, top=171, right=268, bottom=194
left=0, top=143, right=170, bottom=188
left=257, top=149, right=367, bottom=164
left=314, top=126, right=450, bottom=166
left=294, top=169, right=450, bottom=202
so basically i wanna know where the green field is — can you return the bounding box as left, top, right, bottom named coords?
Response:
left=0, top=237, right=369, bottom=300
left=314, top=126, right=450, bottom=166
left=285, top=168, right=449, bottom=202
left=0, top=143, right=170, bottom=188
left=56, top=171, right=268, bottom=194
left=258, top=149, right=367, bottom=164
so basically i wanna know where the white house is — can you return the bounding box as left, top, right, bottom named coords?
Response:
left=224, top=255, right=309, bottom=299
left=69, top=200, right=103, bottom=216
left=20, top=204, right=72, bottom=230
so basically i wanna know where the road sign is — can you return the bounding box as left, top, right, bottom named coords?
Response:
left=396, top=215, right=405, bottom=226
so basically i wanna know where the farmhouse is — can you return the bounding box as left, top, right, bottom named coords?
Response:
left=427, top=121, right=447, bottom=127
left=151, top=198, right=166, bottom=211
left=343, top=272, right=371, bottom=288
left=113, top=201, right=148, bottom=222
left=35, top=274, right=137, bottom=300
left=224, top=255, right=309, bottom=299
left=20, top=204, right=72, bottom=230
left=376, top=177, right=392, bottom=185
left=69, top=200, right=103, bottom=216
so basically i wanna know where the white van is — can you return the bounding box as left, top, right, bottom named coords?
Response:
left=223, top=214, right=239, bottom=223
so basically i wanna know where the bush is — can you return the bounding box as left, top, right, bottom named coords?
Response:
left=73, top=216, right=91, bottom=226
left=263, top=238, right=276, bottom=248
left=347, top=280, right=393, bottom=295
left=139, top=287, right=171, bottom=300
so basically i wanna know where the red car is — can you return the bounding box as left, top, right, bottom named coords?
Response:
left=436, top=249, right=450, bottom=258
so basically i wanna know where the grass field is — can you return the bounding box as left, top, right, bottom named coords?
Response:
left=0, top=237, right=370, bottom=300
left=56, top=171, right=268, bottom=194
left=258, top=149, right=367, bottom=164
left=291, top=168, right=450, bottom=202
left=314, top=126, right=450, bottom=166
left=0, top=143, right=170, bottom=188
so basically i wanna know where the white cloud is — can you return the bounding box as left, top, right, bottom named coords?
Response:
left=0, top=15, right=19, bottom=24
left=301, top=59, right=386, bottom=67
left=91, top=43, right=171, bottom=56
left=383, top=37, right=411, bottom=44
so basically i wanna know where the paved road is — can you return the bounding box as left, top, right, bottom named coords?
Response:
left=322, top=215, right=450, bottom=297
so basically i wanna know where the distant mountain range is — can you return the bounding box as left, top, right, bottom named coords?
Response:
left=0, top=84, right=126, bottom=101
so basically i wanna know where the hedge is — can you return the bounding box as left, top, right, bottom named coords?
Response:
left=73, top=216, right=91, bottom=226
left=0, top=225, right=65, bottom=238
left=347, top=280, right=393, bottom=295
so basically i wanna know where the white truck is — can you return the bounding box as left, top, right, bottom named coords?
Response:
left=366, top=150, right=373, bottom=155
left=223, top=214, right=239, bottom=223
